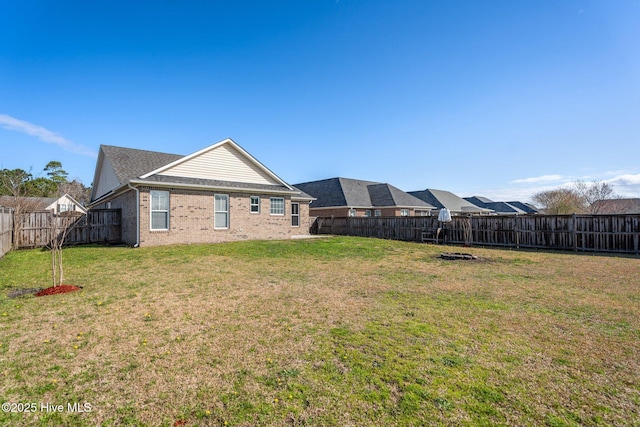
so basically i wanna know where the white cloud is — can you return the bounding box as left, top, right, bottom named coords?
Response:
left=605, top=173, right=640, bottom=197
left=607, top=173, right=640, bottom=186
left=510, top=174, right=564, bottom=184
left=0, top=114, right=96, bottom=157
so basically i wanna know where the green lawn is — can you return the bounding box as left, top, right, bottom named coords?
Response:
left=0, top=237, right=638, bottom=426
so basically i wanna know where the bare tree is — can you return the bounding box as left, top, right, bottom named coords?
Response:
left=531, top=188, right=584, bottom=214
left=0, top=168, right=33, bottom=248
left=574, top=180, right=617, bottom=214
left=48, top=213, right=81, bottom=287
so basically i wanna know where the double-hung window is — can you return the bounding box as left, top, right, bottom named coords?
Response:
left=270, top=197, right=285, bottom=215
left=214, top=194, right=229, bottom=229
left=400, top=209, right=410, bottom=217
left=150, top=190, right=170, bottom=230
left=250, top=196, right=260, bottom=214
left=291, top=202, right=300, bottom=227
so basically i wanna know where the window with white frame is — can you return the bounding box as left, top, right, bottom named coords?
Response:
left=214, top=194, right=229, bottom=229
left=58, top=204, right=74, bottom=213
left=250, top=196, right=260, bottom=214
left=400, top=209, right=410, bottom=217
left=374, top=210, right=382, bottom=217
left=291, top=202, right=300, bottom=227
left=150, top=190, right=170, bottom=230
left=348, top=208, right=356, bottom=217
left=270, top=197, right=285, bottom=215
left=365, top=210, right=371, bottom=217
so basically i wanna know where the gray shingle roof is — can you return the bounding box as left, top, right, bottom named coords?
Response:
left=294, top=177, right=434, bottom=209
left=506, top=201, right=539, bottom=214
left=135, top=175, right=294, bottom=194
left=101, top=145, right=183, bottom=185
left=464, top=196, right=526, bottom=214
left=97, top=144, right=313, bottom=200
left=409, top=189, right=492, bottom=213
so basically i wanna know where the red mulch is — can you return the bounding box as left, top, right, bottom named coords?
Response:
left=35, top=284, right=82, bottom=297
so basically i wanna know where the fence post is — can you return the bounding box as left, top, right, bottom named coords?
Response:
left=572, top=214, right=577, bottom=252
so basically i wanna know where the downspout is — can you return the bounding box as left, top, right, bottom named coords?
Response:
left=127, top=183, right=140, bottom=248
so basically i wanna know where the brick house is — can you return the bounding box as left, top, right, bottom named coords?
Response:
left=89, top=139, right=314, bottom=247
left=294, top=177, right=435, bottom=218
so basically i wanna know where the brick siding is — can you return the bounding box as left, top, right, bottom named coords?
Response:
left=94, top=187, right=311, bottom=246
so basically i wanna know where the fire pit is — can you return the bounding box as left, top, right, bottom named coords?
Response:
left=440, top=252, right=477, bottom=260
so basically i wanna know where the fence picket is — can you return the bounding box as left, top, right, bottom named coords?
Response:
left=313, top=214, right=640, bottom=254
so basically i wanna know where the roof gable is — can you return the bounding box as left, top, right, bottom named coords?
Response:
left=294, top=178, right=348, bottom=208
left=464, top=196, right=525, bottom=214
left=295, top=177, right=434, bottom=209
left=143, top=139, right=291, bottom=189
left=410, top=189, right=492, bottom=213
left=92, top=145, right=183, bottom=201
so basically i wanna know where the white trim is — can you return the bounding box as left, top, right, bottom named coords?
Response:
left=214, top=194, right=229, bottom=229
left=250, top=196, right=260, bottom=214
left=150, top=190, right=170, bottom=231
left=270, top=197, right=285, bottom=216
left=129, top=180, right=297, bottom=196
left=291, top=202, right=300, bottom=227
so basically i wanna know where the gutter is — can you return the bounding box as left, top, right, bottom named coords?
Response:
left=128, top=179, right=297, bottom=196
left=127, top=183, right=140, bottom=248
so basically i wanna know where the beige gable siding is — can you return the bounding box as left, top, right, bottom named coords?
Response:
left=157, top=144, right=279, bottom=185
left=94, top=157, right=121, bottom=199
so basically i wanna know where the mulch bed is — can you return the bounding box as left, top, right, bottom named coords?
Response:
left=35, top=285, right=82, bottom=297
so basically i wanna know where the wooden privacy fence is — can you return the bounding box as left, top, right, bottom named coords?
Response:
left=312, top=214, right=640, bottom=254
left=0, top=207, right=13, bottom=258
left=14, top=209, right=122, bottom=249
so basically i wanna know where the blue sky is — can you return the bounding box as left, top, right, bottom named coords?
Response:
left=1, top=0, right=639, bottom=202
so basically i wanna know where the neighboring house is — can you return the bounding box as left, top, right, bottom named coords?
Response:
left=89, top=138, right=314, bottom=247
left=505, top=201, right=539, bottom=214
left=0, top=194, right=87, bottom=215
left=590, top=198, right=640, bottom=214
left=408, top=189, right=493, bottom=215
left=294, top=177, right=435, bottom=217
left=464, top=196, right=528, bottom=215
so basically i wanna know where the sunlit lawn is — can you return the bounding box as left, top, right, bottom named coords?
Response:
left=0, top=237, right=638, bottom=426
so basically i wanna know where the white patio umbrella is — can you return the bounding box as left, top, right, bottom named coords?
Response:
left=437, top=208, right=452, bottom=244
left=438, top=208, right=452, bottom=223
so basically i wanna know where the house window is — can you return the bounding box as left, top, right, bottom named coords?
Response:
left=400, top=209, right=410, bottom=217
left=58, top=204, right=74, bottom=213
left=417, top=210, right=430, bottom=217
left=150, top=190, right=170, bottom=230
left=365, top=210, right=371, bottom=217
left=270, top=197, right=285, bottom=215
left=374, top=210, right=382, bottom=217
left=214, top=194, right=229, bottom=229
left=250, top=196, right=260, bottom=214
left=106, top=202, right=112, bottom=209
left=291, top=202, right=300, bottom=227
left=348, top=208, right=356, bottom=217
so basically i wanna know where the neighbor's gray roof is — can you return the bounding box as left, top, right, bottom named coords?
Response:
left=409, top=189, right=492, bottom=213
left=0, top=196, right=57, bottom=210
left=464, top=196, right=527, bottom=214
left=505, top=201, right=539, bottom=214
left=590, top=198, right=640, bottom=214
left=294, top=177, right=434, bottom=209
